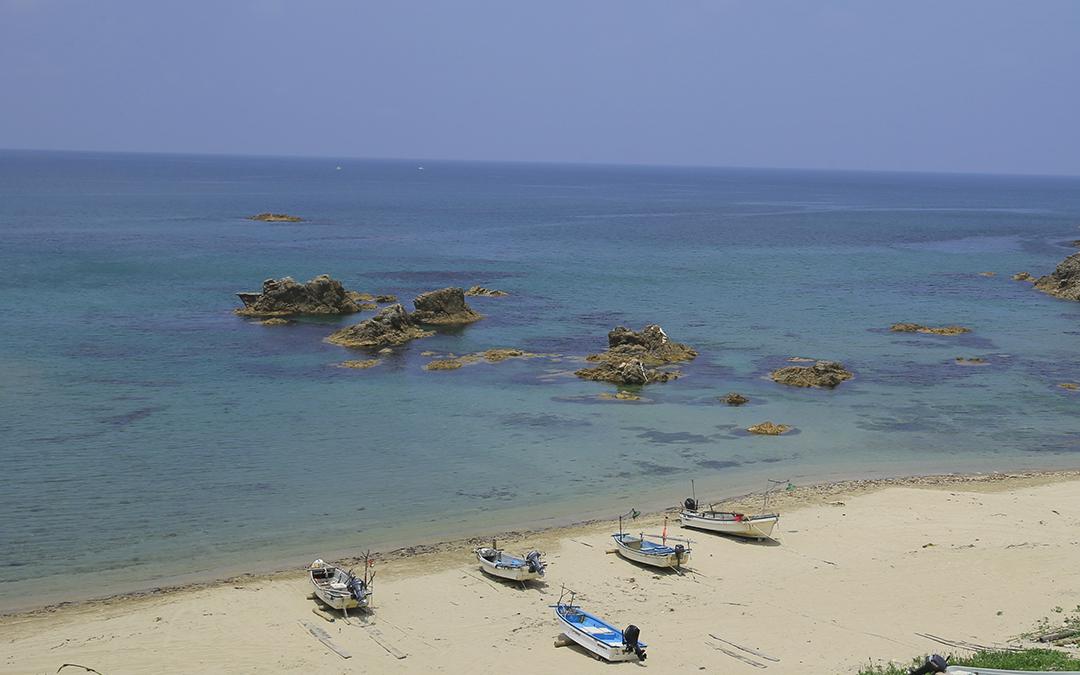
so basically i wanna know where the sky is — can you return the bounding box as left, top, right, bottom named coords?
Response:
left=1, top=0, right=1078, bottom=175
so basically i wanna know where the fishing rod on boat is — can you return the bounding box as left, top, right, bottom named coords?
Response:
left=616, top=508, right=640, bottom=537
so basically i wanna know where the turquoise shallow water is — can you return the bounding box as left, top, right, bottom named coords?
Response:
left=1, top=150, right=1079, bottom=610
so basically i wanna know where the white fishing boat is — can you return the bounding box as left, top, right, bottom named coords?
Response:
left=308, top=558, right=373, bottom=612
left=475, top=543, right=545, bottom=582
left=611, top=531, right=691, bottom=569
left=680, top=498, right=779, bottom=539
left=552, top=589, right=646, bottom=662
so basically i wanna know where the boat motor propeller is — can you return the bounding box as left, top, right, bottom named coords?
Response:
left=622, top=624, right=646, bottom=661
left=909, top=654, right=948, bottom=675
left=525, top=550, right=545, bottom=575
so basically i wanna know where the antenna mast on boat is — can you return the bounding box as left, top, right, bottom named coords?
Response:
left=764, top=478, right=789, bottom=511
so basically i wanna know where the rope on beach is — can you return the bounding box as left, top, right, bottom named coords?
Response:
left=57, top=665, right=103, bottom=675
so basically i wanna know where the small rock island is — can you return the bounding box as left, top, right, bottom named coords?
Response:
left=770, top=360, right=853, bottom=388
left=575, top=324, right=697, bottom=385
left=235, top=275, right=361, bottom=317
left=248, top=212, right=304, bottom=222
left=326, top=304, right=434, bottom=348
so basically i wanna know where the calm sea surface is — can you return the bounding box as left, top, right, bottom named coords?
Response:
left=1, top=151, right=1078, bottom=610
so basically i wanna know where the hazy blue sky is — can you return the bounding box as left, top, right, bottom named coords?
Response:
left=2, top=0, right=1078, bottom=174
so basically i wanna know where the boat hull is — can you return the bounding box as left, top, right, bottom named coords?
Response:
left=309, top=560, right=370, bottom=611
left=611, top=534, right=690, bottom=569
left=475, top=548, right=542, bottom=582
left=554, top=605, right=645, bottom=662
left=680, top=511, right=779, bottom=539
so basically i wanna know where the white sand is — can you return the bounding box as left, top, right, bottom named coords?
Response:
left=4, top=472, right=1080, bottom=674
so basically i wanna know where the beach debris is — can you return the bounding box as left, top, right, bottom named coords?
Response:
left=707, top=634, right=780, bottom=662
left=769, top=360, right=852, bottom=388
left=554, top=633, right=575, bottom=648
left=1034, top=252, right=1080, bottom=301
left=706, top=640, right=769, bottom=668
left=327, top=304, right=434, bottom=348
left=299, top=621, right=352, bottom=659
left=411, top=287, right=482, bottom=325
left=235, top=275, right=361, bottom=317
left=575, top=324, right=696, bottom=386
left=248, top=212, right=303, bottom=222
left=363, top=624, right=408, bottom=659
left=914, top=631, right=1023, bottom=653
left=465, top=285, right=509, bottom=297
left=720, top=392, right=749, bottom=405
left=890, top=323, right=971, bottom=335
left=747, top=421, right=791, bottom=435
left=311, top=606, right=336, bottom=623
left=57, top=665, right=103, bottom=675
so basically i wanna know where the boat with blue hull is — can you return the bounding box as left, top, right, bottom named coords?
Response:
left=552, top=592, right=646, bottom=662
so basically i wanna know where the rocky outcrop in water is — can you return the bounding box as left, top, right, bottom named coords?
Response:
left=575, top=324, right=696, bottom=385
left=747, top=421, right=791, bottom=435
left=236, top=275, right=361, bottom=317
left=890, top=323, right=971, bottom=335
left=575, top=359, right=680, bottom=385
left=425, top=359, right=463, bottom=371
left=465, top=286, right=509, bottom=297
left=375, top=294, right=398, bottom=304
left=721, top=392, right=749, bottom=406
left=410, top=287, right=482, bottom=325
left=1034, top=253, right=1080, bottom=302
left=249, top=212, right=303, bottom=222
left=770, top=360, right=853, bottom=388
left=338, top=359, right=380, bottom=369
left=1012, top=272, right=1034, bottom=282
left=326, top=304, right=433, bottom=348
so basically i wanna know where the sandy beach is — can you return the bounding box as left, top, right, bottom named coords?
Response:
left=4, top=470, right=1080, bottom=674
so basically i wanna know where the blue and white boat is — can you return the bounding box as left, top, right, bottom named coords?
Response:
left=611, top=532, right=691, bottom=569
left=308, top=558, right=373, bottom=612
left=475, top=544, right=545, bottom=582
left=553, top=594, right=646, bottom=662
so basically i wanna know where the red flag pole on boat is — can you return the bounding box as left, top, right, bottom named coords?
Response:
left=662, top=516, right=668, bottom=545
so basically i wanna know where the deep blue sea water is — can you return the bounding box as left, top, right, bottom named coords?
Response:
left=1, top=150, right=1079, bottom=610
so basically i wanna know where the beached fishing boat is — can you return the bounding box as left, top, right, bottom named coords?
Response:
left=475, top=543, right=545, bottom=582
left=308, top=558, right=372, bottom=612
left=552, top=590, right=646, bottom=662
left=680, top=498, right=779, bottom=539
left=611, top=531, right=690, bottom=568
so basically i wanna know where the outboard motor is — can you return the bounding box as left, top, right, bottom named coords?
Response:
left=684, top=497, right=697, bottom=512
left=622, top=625, right=646, bottom=661
left=674, top=544, right=686, bottom=566
left=909, top=654, right=947, bottom=675
left=525, top=550, right=545, bottom=576
left=346, top=574, right=367, bottom=602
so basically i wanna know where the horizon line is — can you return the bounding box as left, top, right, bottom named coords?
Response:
left=2, top=145, right=1079, bottom=181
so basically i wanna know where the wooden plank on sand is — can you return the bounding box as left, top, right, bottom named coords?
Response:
left=299, top=620, right=352, bottom=659
left=365, top=625, right=408, bottom=660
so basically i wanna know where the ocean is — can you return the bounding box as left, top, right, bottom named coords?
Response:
left=1, top=150, right=1078, bottom=611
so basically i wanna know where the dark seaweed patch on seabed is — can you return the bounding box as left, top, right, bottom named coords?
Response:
left=501, top=413, right=592, bottom=429
left=101, top=406, right=166, bottom=428
left=633, top=460, right=685, bottom=476
left=698, top=459, right=740, bottom=470
left=636, top=430, right=717, bottom=444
